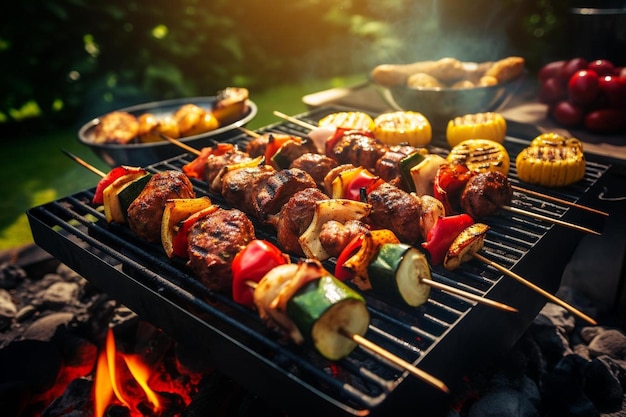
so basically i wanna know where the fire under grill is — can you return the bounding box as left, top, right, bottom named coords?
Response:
left=27, top=106, right=611, bottom=416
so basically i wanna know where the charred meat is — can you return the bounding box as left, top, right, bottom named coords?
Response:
left=290, top=153, right=339, bottom=190
left=461, top=170, right=513, bottom=219
left=186, top=207, right=256, bottom=292
left=206, top=148, right=252, bottom=193
left=365, top=182, right=424, bottom=244
left=254, top=168, right=317, bottom=221
left=127, top=171, right=195, bottom=242
left=319, top=219, right=370, bottom=258
left=270, top=187, right=329, bottom=256
left=221, top=165, right=276, bottom=218
left=328, top=130, right=389, bottom=172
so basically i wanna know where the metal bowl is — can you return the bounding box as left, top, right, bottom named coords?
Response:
left=375, top=76, right=523, bottom=129
left=78, top=96, right=257, bottom=167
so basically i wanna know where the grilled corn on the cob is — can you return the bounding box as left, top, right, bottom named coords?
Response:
left=446, top=112, right=507, bottom=148
left=515, top=133, right=586, bottom=187
left=319, top=111, right=376, bottom=132
left=373, top=111, right=432, bottom=146
left=447, top=139, right=510, bottom=175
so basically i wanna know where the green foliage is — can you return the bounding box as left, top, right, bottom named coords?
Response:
left=0, top=0, right=568, bottom=133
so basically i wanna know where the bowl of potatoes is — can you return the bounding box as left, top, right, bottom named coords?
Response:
left=78, top=88, right=256, bottom=167
left=370, top=57, right=526, bottom=128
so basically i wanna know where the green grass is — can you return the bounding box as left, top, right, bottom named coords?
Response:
left=0, top=76, right=361, bottom=250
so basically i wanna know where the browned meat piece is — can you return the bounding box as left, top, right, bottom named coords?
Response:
left=269, top=187, right=328, bottom=256
left=205, top=148, right=252, bottom=193
left=290, top=153, right=338, bottom=190
left=221, top=165, right=276, bottom=218
left=245, top=133, right=271, bottom=158
left=271, top=136, right=318, bottom=167
left=127, top=171, right=195, bottom=242
left=365, top=182, right=423, bottom=244
left=376, top=146, right=426, bottom=191
left=328, top=130, right=389, bottom=172
left=254, top=168, right=317, bottom=221
left=186, top=207, right=255, bottom=292
left=461, top=171, right=513, bottom=219
left=319, top=219, right=370, bottom=258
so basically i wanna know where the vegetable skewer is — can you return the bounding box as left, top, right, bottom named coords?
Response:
left=244, top=278, right=448, bottom=392
left=61, top=151, right=450, bottom=393
left=152, top=139, right=518, bottom=313
left=272, top=110, right=607, bottom=223
left=230, top=124, right=599, bottom=325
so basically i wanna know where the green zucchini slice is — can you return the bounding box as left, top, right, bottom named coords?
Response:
left=368, top=243, right=431, bottom=307
left=287, top=276, right=369, bottom=360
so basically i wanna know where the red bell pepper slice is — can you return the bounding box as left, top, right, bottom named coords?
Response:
left=171, top=205, right=220, bottom=259
left=93, top=166, right=147, bottom=205
left=343, top=170, right=385, bottom=201
left=182, top=143, right=235, bottom=179
left=232, top=239, right=290, bottom=308
left=421, top=213, right=474, bottom=265
left=433, top=163, right=474, bottom=215
left=334, top=233, right=365, bottom=281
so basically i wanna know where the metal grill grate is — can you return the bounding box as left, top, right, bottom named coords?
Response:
left=27, top=106, right=611, bottom=416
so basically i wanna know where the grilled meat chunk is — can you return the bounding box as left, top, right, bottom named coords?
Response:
left=127, top=171, right=195, bottom=242
left=254, top=168, right=317, bottom=221
left=375, top=145, right=424, bottom=190
left=365, top=182, right=423, bottom=244
left=221, top=165, right=276, bottom=218
left=319, top=219, right=369, bottom=258
left=187, top=207, right=255, bottom=292
left=290, top=153, right=338, bottom=190
left=328, top=130, right=389, bottom=172
left=269, top=187, right=329, bottom=256
left=245, top=133, right=271, bottom=158
left=205, top=148, right=252, bottom=193
left=461, top=170, right=513, bottom=219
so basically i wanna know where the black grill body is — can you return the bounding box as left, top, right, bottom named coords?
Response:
left=27, top=107, right=610, bottom=416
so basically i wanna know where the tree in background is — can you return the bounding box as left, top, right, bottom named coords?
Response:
left=0, top=0, right=567, bottom=134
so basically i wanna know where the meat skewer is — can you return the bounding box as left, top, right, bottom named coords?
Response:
left=154, top=140, right=519, bottom=313
left=271, top=110, right=607, bottom=220
left=62, top=149, right=517, bottom=314
left=217, top=128, right=599, bottom=325
left=62, top=151, right=450, bottom=393
left=74, top=128, right=599, bottom=326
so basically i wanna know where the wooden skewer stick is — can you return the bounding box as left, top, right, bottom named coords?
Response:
left=273, top=110, right=317, bottom=130
left=502, top=205, right=601, bottom=236
left=61, top=149, right=107, bottom=178
left=472, top=252, right=597, bottom=325
left=238, top=126, right=261, bottom=138
left=512, top=185, right=608, bottom=217
left=338, top=327, right=449, bottom=393
left=159, top=134, right=202, bottom=156
left=272, top=110, right=607, bottom=225
left=422, top=278, right=517, bottom=313
left=243, top=281, right=449, bottom=393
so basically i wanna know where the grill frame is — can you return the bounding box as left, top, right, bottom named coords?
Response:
left=27, top=106, right=610, bottom=416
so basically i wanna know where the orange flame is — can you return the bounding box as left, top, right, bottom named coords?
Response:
left=94, top=328, right=161, bottom=417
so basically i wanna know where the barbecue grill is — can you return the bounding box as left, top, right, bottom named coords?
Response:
left=27, top=106, right=610, bottom=416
